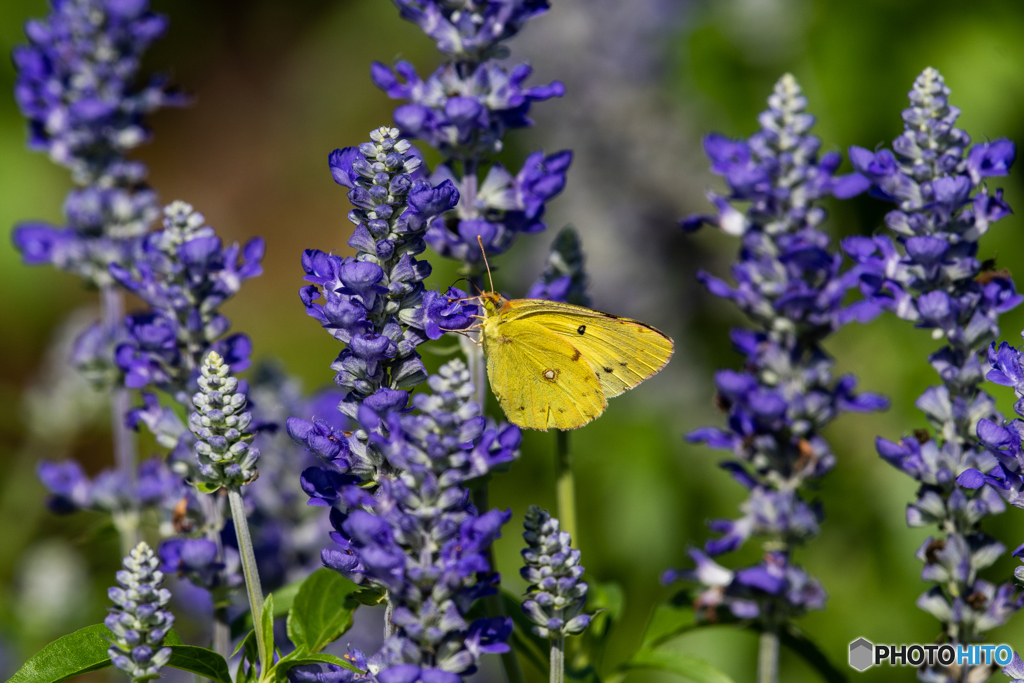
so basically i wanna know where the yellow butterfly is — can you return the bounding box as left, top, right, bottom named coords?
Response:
left=477, top=292, right=673, bottom=430
left=451, top=238, right=674, bottom=433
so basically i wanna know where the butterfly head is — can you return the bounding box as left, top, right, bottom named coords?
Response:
left=480, top=291, right=506, bottom=316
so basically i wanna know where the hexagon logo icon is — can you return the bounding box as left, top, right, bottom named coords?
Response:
left=849, top=638, right=874, bottom=671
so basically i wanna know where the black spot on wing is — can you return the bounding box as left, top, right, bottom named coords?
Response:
left=577, top=325, right=586, bottom=335
left=602, top=366, right=613, bottom=373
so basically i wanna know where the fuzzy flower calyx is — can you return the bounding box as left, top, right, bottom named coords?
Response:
left=520, top=506, right=591, bottom=638
left=106, top=541, right=174, bottom=682
left=190, top=351, right=259, bottom=490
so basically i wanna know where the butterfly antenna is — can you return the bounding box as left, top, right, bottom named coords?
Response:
left=450, top=276, right=483, bottom=296
left=477, top=235, right=495, bottom=293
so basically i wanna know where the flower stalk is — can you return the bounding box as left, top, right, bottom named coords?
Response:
left=757, top=631, right=778, bottom=683
left=555, top=430, right=577, bottom=542
left=229, top=486, right=268, bottom=674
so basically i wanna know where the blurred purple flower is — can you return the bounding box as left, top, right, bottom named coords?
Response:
left=11, top=0, right=185, bottom=284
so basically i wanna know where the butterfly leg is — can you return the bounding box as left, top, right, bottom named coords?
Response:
left=438, top=326, right=484, bottom=347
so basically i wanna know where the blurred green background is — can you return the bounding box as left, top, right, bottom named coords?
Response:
left=4, top=0, right=1024, bottom=681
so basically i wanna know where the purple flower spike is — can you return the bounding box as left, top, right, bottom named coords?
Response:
left=840, top=66, right=1023, bottom=673
left=392, top=0, right=550, bottom=60
left=299, top=381, right=515, bottom=677
left=672, top=74, right=888, bottom=632
left=300, top=127, right=462, bottom=422
left=520, top=506, right=591, bottom=639
left=12, top=0, right=185, bottom=284
left=107, top=543, right=174, bottom=681
left=374, top=0, right=569, bottom=265
left=112, top=202, right=263, bottom=399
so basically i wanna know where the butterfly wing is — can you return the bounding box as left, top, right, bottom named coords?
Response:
left=483, top=317, right=607, bottom=431
left=499, top=300, right=674, bottom=398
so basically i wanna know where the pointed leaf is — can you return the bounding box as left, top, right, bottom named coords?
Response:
left=286, top=567, right=359, bottom=653
left=278, top=653, right=365, bottom=674
left=577, top=579, right=624, bottom=668
left=9, top=624, right=112, bottom=683
left=622, top=648, right=736, bottom=683
left=234, top=630, right=260, bottom=683
left=642, top=602, right=701, bottom=649
left=584, top=579, right=624, bottom=644
left=9, top=625, right=230, bottom=683
left=166, top=646, right=232, bottom=683
left=261, top=592, right=276, bottom=668
left=641, top=592, right=743, bottom=649
left=232, top=629, right=256, bottom=658
left=349, top=585, right=387, bottom=605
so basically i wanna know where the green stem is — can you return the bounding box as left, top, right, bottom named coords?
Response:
left=757, top=629, right=779, bottom=683
left=111, top=511, right=140, bottom=560
left=554, top=432, right=580, bottom=672
left=555, top=430, right=577, bottom=541
left=550, top=636, right=565, bottom=683
left=229, top=487, right=269, bottom=674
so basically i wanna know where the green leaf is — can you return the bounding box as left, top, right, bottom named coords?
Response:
left=166, top=646, right=232, bottom=683
left=9, top=624, right=112, bottom=683
left=776, top=625, right=848, bottom=683
left=640, top=591, right=745, bottom=650
left=232, top=629, right=256, bottom=658
left=621, top=648, right=736, bottom=683
left=194, top=481, right=221, bottom=494
left=9, top=625, right=231, bottom=683
left=232, top=577, right=304, bottom=638
left=234, top=630, right=260, bottom=683
left=279, top=653, right=364, bottom=673
left=286, top=567, right=359, bottom=654
left=349, top=585, right=387, bottom=606
left=642, top=602, right=701, bottom=649
left=585, top=580, right=624, bottom=641
left=577, top=579, right=625, bottom=669
left=567, top=664, right=603, bottom=683
left=261, top=592, right=277, bottom=667
left=500, top=589, right=549, bottom=675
